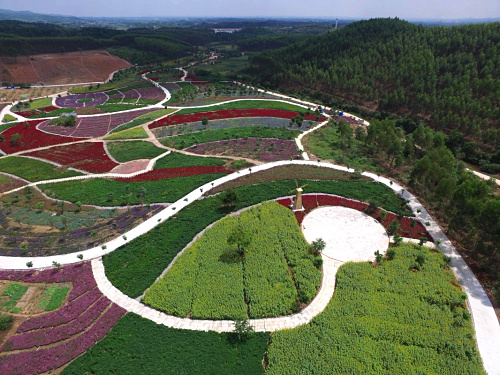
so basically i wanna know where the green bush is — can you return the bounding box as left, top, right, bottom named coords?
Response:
left=0, top=313, right=12, bottom=330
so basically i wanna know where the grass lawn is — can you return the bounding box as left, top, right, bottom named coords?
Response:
left=305, top=120, right=382, bottom=172
left=0, top=156, right=82, bottom=182
left=144, top=202, right=320, bottom=319
left=160, top=127, right=300, bottom=149
left=194, top=54, right=252, bottom=80
left=62, top=313, right=269, bottom=375
left=43, top=173, right=228, bottom=206
left=1, top=114, right=16, bottom=123
left=154, top=152, right=226, bottom=169
left=175, top=100, right=313, bottom=115
left=104, top=127, right=148, bottom=140
left=265, top=243, right=485, bottom=375
left=106, top=141, right=165, bottom=162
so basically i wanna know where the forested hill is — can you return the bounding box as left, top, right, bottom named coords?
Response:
left=250, top=18, right=500, bottom=152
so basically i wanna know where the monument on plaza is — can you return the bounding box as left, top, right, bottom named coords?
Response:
left=289, top=180, right=308, bottom=211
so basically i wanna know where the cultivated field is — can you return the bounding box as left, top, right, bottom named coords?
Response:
left=0, top=50, right=131, bottom=85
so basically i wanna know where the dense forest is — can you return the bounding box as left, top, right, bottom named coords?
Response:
left=250, top=18, right=500, bottom=168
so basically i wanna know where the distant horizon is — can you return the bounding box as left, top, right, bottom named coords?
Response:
left=1, top=8, right=499, bottom=23
left=0, top=0, right=498, bottom=20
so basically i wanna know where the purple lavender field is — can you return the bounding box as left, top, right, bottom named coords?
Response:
left=38, top=108, right=157, bottom=138
left=0, top=263, right=127, bottom=375
left=185, top=137, right=301, bottom=162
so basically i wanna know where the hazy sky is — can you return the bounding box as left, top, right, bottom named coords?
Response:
left=0, top=0, right=499, bottom=19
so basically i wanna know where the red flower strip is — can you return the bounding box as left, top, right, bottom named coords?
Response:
left=25, top=142, right=119, bottom=173
left=277, top=193, right=431, bottom=241
left=0, top=121, right=78, bottom=154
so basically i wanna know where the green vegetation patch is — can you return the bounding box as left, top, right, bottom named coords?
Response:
left=1, top=114, right=17, bottom=123
left=27, top=98, right=53, bottom=110
left=144, top=202, right=320, bottom=319
left=62, top=313, right=269, bottom=375
left=154, top=152, right=226, bottom=169
left=265, top=243, right=485, bottom=375
left=167, top=82, right=198, bottom=104
left=38, top=285, right=70, bottom=311
left=0, top=156, right=82, bottom=182
left=106, top=141, right=165, bottom=162
left=176, top=100, right=311, bottom=115
left=104, top=178, right=408, bottom=298
left=160, top=126, right=300, bottom=149
left=48, top=115, right=76, bottom=127
left=44, top=173, right=228, bottom=207
left=76, top=98, right=93, bottom=103
left=1, top=283, right=28, bottom=312
left=110, top=108, right=176, bottom=134
left=104, top=127, right=148, bottom=140
left=0, top=313, right=12, bottom=330
left=306, top=119, right=382, bottom=172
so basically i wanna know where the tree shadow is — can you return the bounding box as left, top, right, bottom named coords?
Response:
left=219, top=248, right=243, bottom=264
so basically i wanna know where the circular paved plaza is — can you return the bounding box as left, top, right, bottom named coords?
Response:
left=302, top=206, right=389, bottom=262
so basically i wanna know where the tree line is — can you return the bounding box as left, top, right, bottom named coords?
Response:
left=249, top=18, right=500, bottom=169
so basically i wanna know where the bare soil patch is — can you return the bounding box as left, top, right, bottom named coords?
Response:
left=110, top=159, right=150, bottom=174
left=0, top=50, right=132, bottom=85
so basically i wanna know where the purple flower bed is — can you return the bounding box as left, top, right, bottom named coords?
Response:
left=0, top=303, right=126, bottom=375
left=0, top=205, right=164, bottom=257
left=38, top=108, right=157, bottom=138
left=185, top=137, right=301, bottom=162
left=2, top=296, right=110, bottom=351
left=55, top=93, right=107, bottom=108
left=135, top=86, right=166, bottom=101
left=17, top=287, right=102, bottom=333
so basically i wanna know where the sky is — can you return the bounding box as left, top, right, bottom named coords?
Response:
left=0, top=0, right=499, bottom=19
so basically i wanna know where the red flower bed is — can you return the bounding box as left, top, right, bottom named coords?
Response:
left=277, top=193, right=431, bottom=240
left=149, top=108, right=324, bottom=129
left=25, top=142, right=119, bottom=173
left=115, top=165, right=232, bottom=182
left=40, top=106, right=59, bottom=112
left=0, top=121, right=78, bottom=154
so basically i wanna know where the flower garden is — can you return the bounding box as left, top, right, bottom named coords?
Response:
left=0, top=76, right=489, bottom=375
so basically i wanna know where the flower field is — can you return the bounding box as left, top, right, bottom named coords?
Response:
left=0, top=205, right=164, bottom=257
left=154, top=117, right=317, bottom=139
left=0, top=263, right=126, bottom=375
left=25, top=142, right=119, bottom=173
left=0, top=121, right=78, bottom=154
left=144, top=202, right=321, bottom=319
left=185, top=137, right=301, bottom=162
left=149, top=109, right=322, bottom=129
left=159, top=126, right=300, bottom=150
left=276, top=193, right=431, bottom=240
left=264, top=243, right=484, bottom=374
left=38, top=108, right=157, bottom=138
